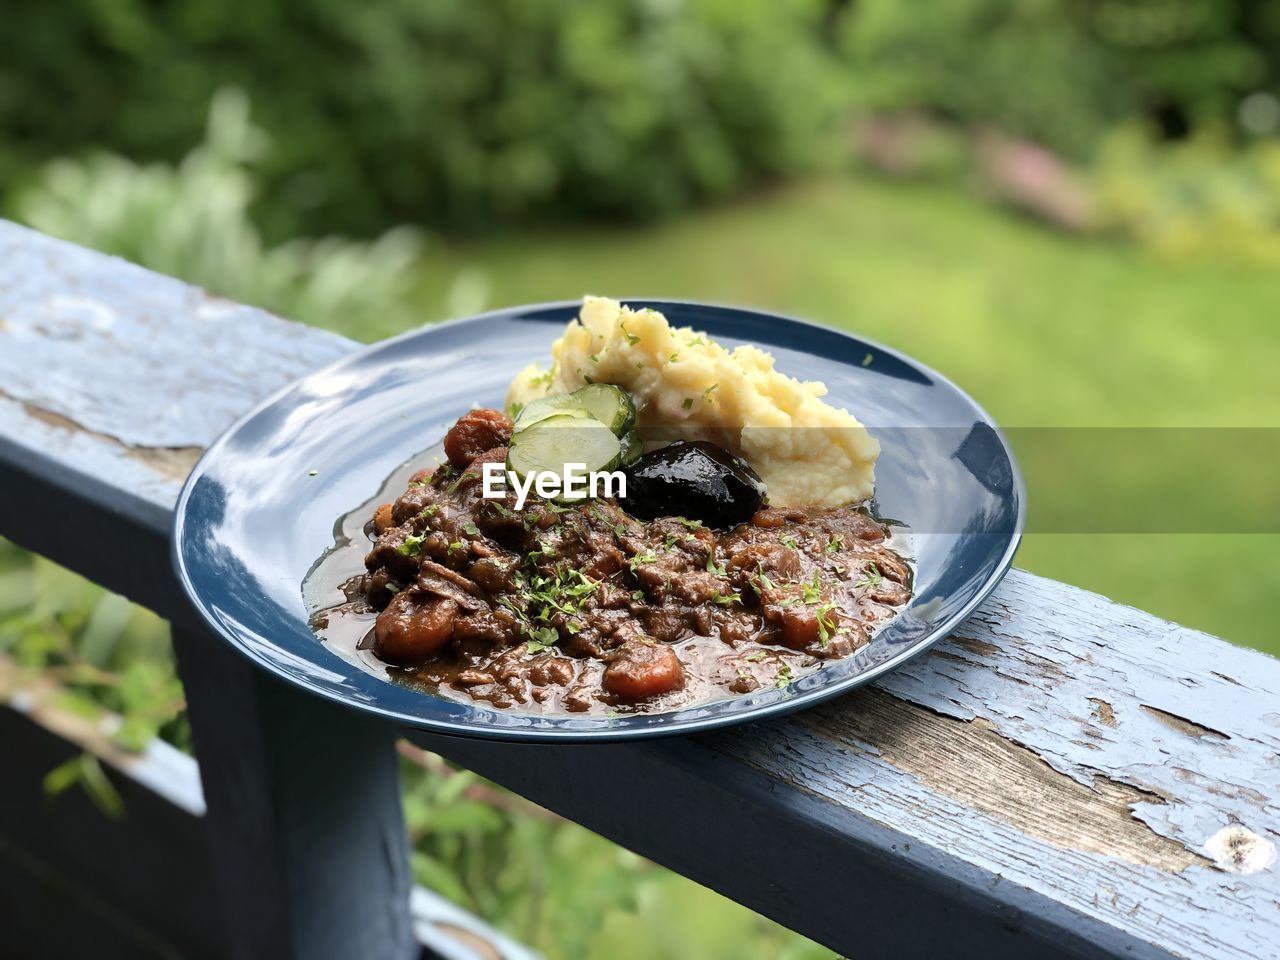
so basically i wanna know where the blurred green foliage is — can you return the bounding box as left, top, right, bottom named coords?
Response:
left=0, top=543, right=186, bottom=755
left=841, top=0, right=1276, bottom=156
left=5, top=0, right=1278, bottom=250
left=1093, top=123, right=1280, bottom=263
left=5, top=0, right=1277, bottom=237
left=15, top=89, right=431, bottom=339
left=1, top=0, right=841, bottom=234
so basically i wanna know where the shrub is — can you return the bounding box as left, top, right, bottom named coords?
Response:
left=0, top=0, right=843, bottom=233
left=13, top=90, right=430, bottom=341
left=837, top=0, right=1272, bottom=157
left=0, top=544, right=183, bottom=759
left=1092, top=124, right=1280, bottom=264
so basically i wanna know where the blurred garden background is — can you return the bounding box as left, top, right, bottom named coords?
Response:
left=2, top=2, right=1278, bottom=957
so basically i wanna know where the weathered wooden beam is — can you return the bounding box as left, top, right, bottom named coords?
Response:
left=2, top=222, right=1278, bottom=960
left=173, top=629, right=417, bottom=959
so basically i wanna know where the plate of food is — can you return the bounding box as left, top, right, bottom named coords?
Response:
left=173, top=297, right=1023, bottom=740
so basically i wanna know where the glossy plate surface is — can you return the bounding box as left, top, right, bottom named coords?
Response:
left=173, top=301, right=1023, bottom=741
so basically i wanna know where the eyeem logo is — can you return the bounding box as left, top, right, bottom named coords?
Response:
left=481, top=462, right=626, bottom=510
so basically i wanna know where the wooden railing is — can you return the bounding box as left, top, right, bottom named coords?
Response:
left=1, top=221, right=1277, bottom=960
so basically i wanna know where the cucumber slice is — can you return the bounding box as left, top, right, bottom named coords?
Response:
left=514, top=393, right=590, bottom=429
left=507, top=415, right=622, bottom=485
left=515, top=384, right=636, bottom=437
left=620, top=429, right=644, bottom=465
left=571, top=383, right=636, bottom=435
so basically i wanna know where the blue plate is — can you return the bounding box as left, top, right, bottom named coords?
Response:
left=173, top=301, right=1023, bottom=741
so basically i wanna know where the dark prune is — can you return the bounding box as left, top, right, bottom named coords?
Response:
left=621, top=440, right=766, bottom=529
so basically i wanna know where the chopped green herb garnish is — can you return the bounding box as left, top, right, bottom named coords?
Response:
left=396, top=534, right=427, bottom=557
left=620, top=319, right=640, bottom=345
left=629, top=549, right=658, bottom=571
left=780, top=533, right=800, bottom=550
left=463, top=522, right=480, bottom=536
left=448, top=541, right=465, bottom=553
left=705, top=554, right=728, bottom=576
left=509, top=568, right=600, bottom=641
left=308, top=469, right=318, bottom=477
left=825, top=534, right=845, bottom=554
left=816, top=602, right=838, bottom=645
left=776, top=665, right=794, bottom=689
left=802, top=572, right=822, bottom=605
left=713, top=590, right=742, bottom=606
left=855, top=562, right=883, bottom=588
left=526, top=625, right=559, bottom=653
left=677, top=517, right=703, bottom=530
left=669, top=350, right=681, bottom=363
left=745, top=651, right=767, bottom=662
left=861, top=353, right=873, bottom=367
left=703, top=383, right=719, bottom=398
left=682, top=398, right=694, bottom=411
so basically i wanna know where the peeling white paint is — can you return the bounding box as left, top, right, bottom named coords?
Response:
left=1204, top=825, right=1276, bottom=874
left=0, top=224, right=350, bottom=447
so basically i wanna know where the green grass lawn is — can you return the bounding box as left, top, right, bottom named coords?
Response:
left=395, top=176, right=1279, bottom=655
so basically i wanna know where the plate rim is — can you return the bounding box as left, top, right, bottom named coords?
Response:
left=172, top=299, right=1026, bottom=741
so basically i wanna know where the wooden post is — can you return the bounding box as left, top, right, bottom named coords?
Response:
left=174, top=629, right=416, bottom=960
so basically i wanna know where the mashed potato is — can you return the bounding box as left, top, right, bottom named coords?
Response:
left=506, top=297, right=879, bottom=507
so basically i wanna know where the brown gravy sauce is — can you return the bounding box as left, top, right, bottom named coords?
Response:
left=305, top=443, right=913, bottom=717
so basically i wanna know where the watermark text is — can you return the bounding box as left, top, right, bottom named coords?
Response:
left=482, top=461, right=626, bottom=509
